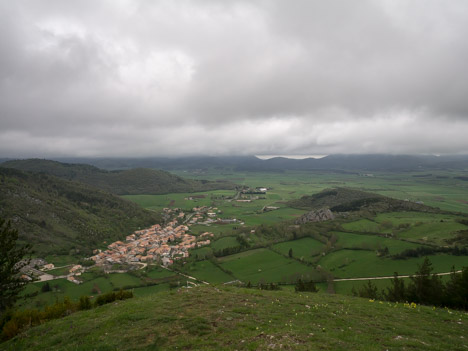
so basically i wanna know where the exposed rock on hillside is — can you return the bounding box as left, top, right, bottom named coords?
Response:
left=295, top=208, right=335, bottom=224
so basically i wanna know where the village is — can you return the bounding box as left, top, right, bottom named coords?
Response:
left=21, top=203, right=245, bottom=285
left=89, top=220, right=213, bottom=268
left=88, top=204, right=242, bottom=270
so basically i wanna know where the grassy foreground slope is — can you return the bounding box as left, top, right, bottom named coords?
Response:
left=2, top=286, right=467, bottom=351
left=0, top=168, right=161, bottom=256
left=1, top=159, right=236, bottom=195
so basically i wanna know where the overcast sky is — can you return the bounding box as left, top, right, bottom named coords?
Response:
left=1, top=0, right=468, bottom=158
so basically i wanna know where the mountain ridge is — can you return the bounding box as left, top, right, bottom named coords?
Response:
left=0, top=159, right=236, bottom=195
left=6, top=154, right=467, bottom=172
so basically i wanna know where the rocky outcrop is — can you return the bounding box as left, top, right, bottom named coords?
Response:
left=295, top=208, right=335, bottom=224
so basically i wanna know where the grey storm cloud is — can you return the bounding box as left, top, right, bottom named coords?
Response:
left=1, top=0, right=468, bottom=157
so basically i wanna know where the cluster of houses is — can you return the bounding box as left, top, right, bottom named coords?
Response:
left=90, top=219, right=214, bottom=268
left=183, top=206, right=244, bottom=226
left=67, top=264, right=84, bottom=284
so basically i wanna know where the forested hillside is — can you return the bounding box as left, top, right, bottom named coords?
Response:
left=0, top=168, right=161, bottom=256
left=288, top=187, right=439, bottom=213
left=1, top=159, right=236, bottom=195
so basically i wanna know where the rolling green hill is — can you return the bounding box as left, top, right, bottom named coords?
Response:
left=288, top=187, right=438, bottom=213
left=1, top=159, right=236, bottom=195
left=2, top=286, right=467, bottom=350
left=0, top=168, right=161, bottom=256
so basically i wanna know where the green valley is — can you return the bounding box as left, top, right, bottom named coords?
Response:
left=2, top=160, right=468, bottom=349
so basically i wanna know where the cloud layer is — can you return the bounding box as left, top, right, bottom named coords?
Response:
left=1, top=0, right=468, bottom=157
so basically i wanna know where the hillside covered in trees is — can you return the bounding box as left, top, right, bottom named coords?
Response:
left=1, top=159, right=236, bottom=195
left=288, top=187, right=438, bottom=214
left=0, top=168, right=161, bottom=256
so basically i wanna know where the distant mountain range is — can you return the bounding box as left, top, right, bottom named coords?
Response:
left=2, top=154, right=466, bottom=172
left=0, top=159, right=236, bottom=195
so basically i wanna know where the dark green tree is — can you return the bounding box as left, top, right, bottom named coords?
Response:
left=444, top=266, right=468, bottom=309
left=0, top=218, right=31, bottom=317
left=353, top=280, right=380, bottom=299
left=295, top=278, right=305, bottom=292
left=288, top=248, right=293, bottom=258
left=407, top=257, right=444, bottom=305
left=41, top=282, right=51, bottom=293
left=384, top=272, right=406, bottom=302
left=295, top=278, right=318, bottom=293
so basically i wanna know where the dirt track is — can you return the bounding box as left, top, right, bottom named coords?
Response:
left=333, top=270, right=462, bottom=282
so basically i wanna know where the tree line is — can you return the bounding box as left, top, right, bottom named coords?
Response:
left=352, top=257, right=468, bottom=310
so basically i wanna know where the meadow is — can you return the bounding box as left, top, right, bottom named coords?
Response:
left=218, top=248, right=320, bottom=284
left=332, top=232, right=422, bottom=253
left=181, top=260, right=234, bottom=284
left=5, top=286, right=467, bottom=351
left=271, top=237, right=324, bottom=262
left=169, top=169, right=468, bottom=213
left=319, top=250, right=468, bottom=279
left=17, top=266, right=182, bottom=309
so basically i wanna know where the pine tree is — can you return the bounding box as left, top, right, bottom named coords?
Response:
left=444, top=266, right=468, bottom=309
left=357, top=280, right=379, bottom=299
left=384, top=272, right=406, bottom=302
left=0, top=218, right=31, bottom=318
left=295, top=278, right=305, bottom=292
left=407, top=257, right=444, bottom=305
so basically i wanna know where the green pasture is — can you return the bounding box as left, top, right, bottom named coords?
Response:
left=123, top=190, right=234, bottom=210
left=190, top=246, right=213, bottom=260
left=218, top=248, right=318, bottom=284
left=182, top=260, right=234, bottom=283
left=46, top=266, right=71, bottom=276
left=171, top=170, right=468, bottom=213
left=190, top=224, right=237, bottom=236
left=397, top=220, right=467, bottom=245
left=145, top=266, right=175, bottom=279
left=271, top=237, right=325, bottom=262
left=124, top=189, right=306, bottom=231
left=211, top=236, right=239, bottom=250
left=18, top=267, right=181, bottom=310
left=340, top=211, right=467, bottom=246
left=342, top=219, right=382, bottom=233
left=243, top=207, right=306, bottom=226
left=44, top=255, right=77, bottom=266
left=318, top=250, right=468, bottom=279
left=374, top=211, right=455, bottom=225
left=123, top=171, right=468, bottom=246
left=333, top=232, right=423, bottom=254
